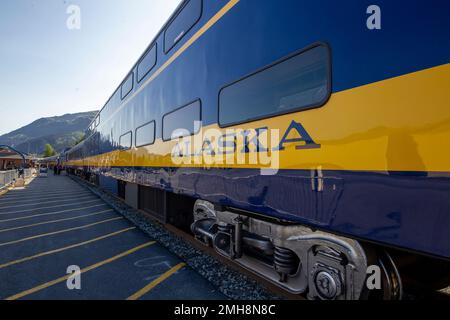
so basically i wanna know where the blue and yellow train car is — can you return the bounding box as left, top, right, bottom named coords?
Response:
left=64, top=0, right=450, bottom=299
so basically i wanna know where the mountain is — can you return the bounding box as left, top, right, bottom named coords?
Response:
left=0, top=111, right=98, bottom=155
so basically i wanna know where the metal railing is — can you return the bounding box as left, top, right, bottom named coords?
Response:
left=0, top=170, right=18, bottom=190
left=23, top=168, right=34, bottom=180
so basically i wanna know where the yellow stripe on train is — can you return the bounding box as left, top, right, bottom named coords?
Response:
left=66, top=62, right=450, bottom=173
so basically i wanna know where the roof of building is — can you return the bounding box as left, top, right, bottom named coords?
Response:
left=0, top=147, right=33, bottom=160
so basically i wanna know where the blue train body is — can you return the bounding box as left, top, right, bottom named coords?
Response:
left=65, top=0, right=450, bottom=270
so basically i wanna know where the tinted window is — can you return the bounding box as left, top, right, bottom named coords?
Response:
left=135, top=121, right=156, bottom=147
left=121, top=73, right=134, bottom=99
left=164, top=0, right=202, bottom=53
left=163, top=100, right=201, bottom=141
left=219, top=44, right=330, bottom=127
left=119, top=132, right=132, bottom=150
left=137, top=45, right=157, bottom=82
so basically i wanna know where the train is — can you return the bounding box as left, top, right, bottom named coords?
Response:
left=60, top=0, right=450, bottom=300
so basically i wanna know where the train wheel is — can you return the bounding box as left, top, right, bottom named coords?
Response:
left=361, top=250, right=403, bottom=300
left=398, top=256, right=450, bottom=291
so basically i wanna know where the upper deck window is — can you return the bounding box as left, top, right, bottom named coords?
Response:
left=135, top=121, right=156, bottom=147
left=121, top=73, right=134, bottom=100
left=164, top=0, right=202, bottom=53
left=119, top=131, right=132, bottom=150
left=163, top=99, right=201, bottom=141
left=218, top=44, right=331, bottom=127
left=137, top=44, right=157, bottom=83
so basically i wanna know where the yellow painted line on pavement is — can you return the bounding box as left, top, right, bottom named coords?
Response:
left=0, top=199, right=101, bottom=215
left=0, top=209, right=114, bottom=234
left=0, top=217, right=124, bottom=248
left=2, top=187, right=85, bottom=194
left=0, top=227, right=136, bottom=269
left=127, top=262, right=186, bottom=300
left=5, top=241, right=156, bottom=300
left=0, top=204, right=107, bottom=223
left=0, top=194, right=96, bottom=210
left=0, top=193, right=93, bottom=205
left=0, top=191, right=91, bottom=201
left=3, top=187, right=85, bottom=194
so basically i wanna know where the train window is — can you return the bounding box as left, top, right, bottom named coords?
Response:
left=121, top=73, right=134, bottom=100
left=164, top=0, right=202, bottom=53
left=218, top=44, right=331, bottom=127
left=119, top=131, right=132, bottom=150
left=94, top=115, right=100, bottom=127
left=137, top=44, right=157, bottom=83
left=163, top=99, right=201, bottom=141
left=135, top=121, right=156, bottom=147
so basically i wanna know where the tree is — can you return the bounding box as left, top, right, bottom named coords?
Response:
left=43, top=144, right=56, bottom=157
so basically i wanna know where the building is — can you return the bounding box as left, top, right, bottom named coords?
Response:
left=0, top=147, right=35, bottom=170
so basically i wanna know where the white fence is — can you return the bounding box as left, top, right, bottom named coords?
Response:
left=23, top=168, right=35, bottom=180
left=0, top=170, right=18, bottom=190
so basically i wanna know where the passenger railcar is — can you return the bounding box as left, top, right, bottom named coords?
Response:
left=38, top=155, right=59, bottom=169
left=64, top=0, right=450, bottom=299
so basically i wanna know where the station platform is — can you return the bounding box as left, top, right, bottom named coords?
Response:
left=0, top=174, right=225, bottom=300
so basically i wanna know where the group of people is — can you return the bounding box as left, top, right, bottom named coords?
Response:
left=53, top=164, right=63, bottom=175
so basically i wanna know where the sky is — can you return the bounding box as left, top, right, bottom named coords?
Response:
left=0, top=0, right=181, bottom=135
